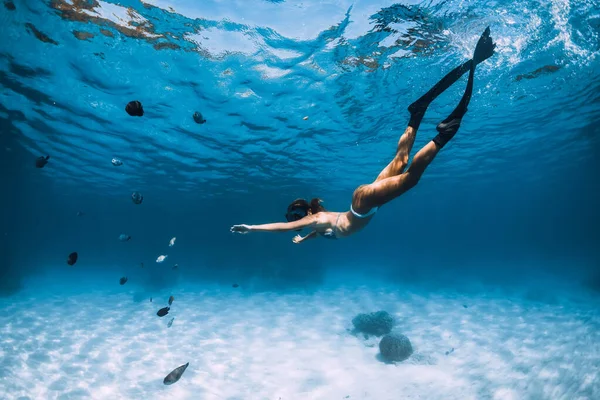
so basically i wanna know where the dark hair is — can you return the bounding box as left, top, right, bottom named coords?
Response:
left=285, top=198, right=325, bottom=222
left=309, top=198, right=325, bottom=213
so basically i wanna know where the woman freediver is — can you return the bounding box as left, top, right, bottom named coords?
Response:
left=231, top=28, right=496, bottom=243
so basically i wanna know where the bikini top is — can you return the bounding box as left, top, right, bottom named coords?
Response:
left=318, top=213, right=342, bottom=240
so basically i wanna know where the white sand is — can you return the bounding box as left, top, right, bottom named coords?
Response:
left=1, top=284, right=599, bottom=400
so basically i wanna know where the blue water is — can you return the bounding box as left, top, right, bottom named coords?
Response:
left=1, top=0, right=600, bottom=398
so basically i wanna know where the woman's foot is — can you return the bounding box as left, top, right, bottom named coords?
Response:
left=407, top=99, right=429, bottom=129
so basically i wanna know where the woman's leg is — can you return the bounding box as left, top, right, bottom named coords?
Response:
left=375, top=59, right=475, bottom=182
left=356, top=62, right=477, bottom=209
left=354, top=27, right=495, bottom=212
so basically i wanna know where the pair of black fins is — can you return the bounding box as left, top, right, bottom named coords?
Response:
left=408, top=26, right=496, bottom=148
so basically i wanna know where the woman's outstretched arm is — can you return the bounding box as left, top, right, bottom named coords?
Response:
left=231, top=214, right=322, bottom=234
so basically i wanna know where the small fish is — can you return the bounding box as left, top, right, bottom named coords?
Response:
left=156, top=255, right=167, bottom=263
left=157, top=307, right=170, bottom=317
left=303, top=116, right=309, bottom=120
left=140, top=262, right=144, bottom=268
left=167, top=317, right=174, bottom=328
left=150, top=297, right=152, bottom=302
left=76, top=211, right=84, bottom=217
left=232, top=283, right=239, bottom=288
left=192, top=111, right=206, bottom=124
left=168, top=295, right=174, bottom=305
left=119, top=234, right=131, bottom=242
left=445, top=347, right=455, bottom=356
left=131, top=192, right=143, bottom=205
left=119, top=276, right=128, bottom=285
left=67, top=252, right=78, bottom=266
left=111, top=158, right=123, bottom=166
left=463, top=304, right=468, bottom=309
left=515, top=65, right=560, bottom=82
left=172, top=264, right=178, bottom=270
left=35, top=155, right=50, bottom=168
left=169, top=237, right=176, bottom=247
left=125, top=100, right=144, bottom=117
left=163, top=362, right=189, bottom=385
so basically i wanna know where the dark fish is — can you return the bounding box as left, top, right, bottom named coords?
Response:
left=163, top=362, right=189, bottom=385
left=150, top=297, right=152, bottom=302
left=67, top=252, right=78, bottom=266
left=125, top=100, right=144, bottom=116
left=76, top=211, right=84, bottom=217
left=5, top=1, right=16, bottom=11
left=25, top=23, right=57, bottom=45
left=168, top=295, right=174, bottom=305
left=35, top=155, right=49, bottom=168
left=167, top=317, right=174, bottom=328
left=131, top=192, right=143, bottom=205
left=232, top=283, right=239, bottom=288
left=157, top=307, right=170, bottom=317
left=515, top=65, right=560, bottom=81
left=119, top=234, right=131, bottom=242
left=140, top=262, right=144, bottom=268
left=119, top=277, right=128, bottom=285
left=172, top=264, right=178, bottom=270
left=463, top=304, right=468, bottom=308
left=192, top=111, right=206, bottom=124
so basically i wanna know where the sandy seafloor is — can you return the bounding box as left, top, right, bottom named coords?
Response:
left=1, top=277, right=599, bottom=400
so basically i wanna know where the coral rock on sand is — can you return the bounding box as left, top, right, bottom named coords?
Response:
left=351, top=310, right=394, bottom=337
left=379, top=333, right=413, bottom=362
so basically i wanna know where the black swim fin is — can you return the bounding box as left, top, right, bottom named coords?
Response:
left=432, top=27, right=496, bottom=148
left=473, top=26, right=496, bottom=65
left=408, top=27, right=496, bottom=130
left=408, top=60, right=473, bottom=130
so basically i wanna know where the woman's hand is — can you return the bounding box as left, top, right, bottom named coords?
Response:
left=230, top=224, right=252, bottom=234
left=292, top=234, right=303, bottom=244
